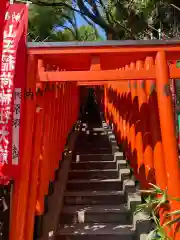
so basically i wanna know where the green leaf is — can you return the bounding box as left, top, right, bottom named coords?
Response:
left=167, top=210, right=180, bottom=216
left=176, top=61, right=180, bottom=69
left=163, top=216, right=180, bottom=228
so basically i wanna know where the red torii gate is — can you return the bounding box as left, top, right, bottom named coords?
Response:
left=7, top=40, right=180, bottom=240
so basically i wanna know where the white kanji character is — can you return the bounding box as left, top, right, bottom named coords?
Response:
left=4, top=106, right=11, bottom=112
left=0, top=72, right=13, bottom=88
left=7, top=88, right=12, bottom=93
left=0, top=126, right=9, bottom=144
left=2, top=48, right=15, bottom=54
left=4, top=25, right=16, bottom=39
left=5, top=12, right=10, bottom=21
left=0, top=108, right=11, bottom=124
left=0, top=144, right=8, bottom=151
left=3, top=39, right=15, bottom=50
left=0, top=90, right=12, bottom=105
left=1, top=151, right=8, bottom=164
left=0, top=147, right=8, bottom=164
left=0, top=109, right=6, bottom=123
left=12, top=12, right=21, bottom=22
left=1, top=54, right=15, bottom=72
left=1, top=62, right=13, bottom=72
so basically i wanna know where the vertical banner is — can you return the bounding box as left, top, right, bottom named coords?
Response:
left=0, top=3, right=28, bottom=181
left=170, top=79, right=177, bottom=115
left=0, top=1, right=8, bottom=62
left=170, top=79, right=178, bottom=140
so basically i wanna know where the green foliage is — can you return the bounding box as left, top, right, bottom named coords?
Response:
left=51, top=25, right=103, bottom=41
left=21, top=0, right=180, bottom=40
left=27, top=2, right=103, bottom=42
left=77, top=25, right=103, bottom=41
left=176, top=61, right=180, bottom=68
left=28, top=3, right=72, bottom=41
left=135, top=184, right=180, bottom=240
left=51, top=29, right=75, bottom=41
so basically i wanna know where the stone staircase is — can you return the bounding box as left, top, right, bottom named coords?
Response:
left=55, top=120, right=152, bottom=240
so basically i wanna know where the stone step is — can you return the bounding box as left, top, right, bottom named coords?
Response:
left=68, top=169, right=119, bottom=180
left=75, top=138, right=109, bottom=144
left=71, top=161, right=117, bottom=170
left=75, top=136, right=109, bottom=141
left=77, top=137, right=108, bottom=142
left=56, top=223, right=135, bottom=240
left=75, top=149, right=112, bottom=154
left=74, top=154, right=114, bottom=162
left=71, top=160, right=127, bottom=171
left=74, top=145, right=110, bottom=150
left=79, top=126, right=104, bottom=130
left=75, top=144, right=111, bottom=149
left=79, top=144, right=111, bottom=148
left=54, top=118, right=150, bottom=240
left=74, top=148, right=111, bottom=153
left=64, top=191, right=126, bottom=205
left=88, top=132, right=107, bottom=136
left=75, top=148, right=111, bottom=153
left=66, top=179, right=122, bottom=191
left=92, top=127, right=105, bottom=132
left=75, top=136, right=109, bottom=143
left=61, top=204, right=132, bottom=224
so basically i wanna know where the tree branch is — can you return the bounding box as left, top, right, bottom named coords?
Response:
left=29, top=0, right=118, bottom=36
left=76, top=0, right=116, bottom=34
left=98, top=0, right=114, bottom=24
left=29, top=0, right=84, bottom=15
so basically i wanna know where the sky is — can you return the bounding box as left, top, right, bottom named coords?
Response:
left=56, top=11, right=106, bottom=40
left=75, top=12, right=106, bottom=39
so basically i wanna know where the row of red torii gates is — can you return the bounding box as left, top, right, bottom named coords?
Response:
left=9, top=40, right=180, bottom=240
left=2, top=1, right=180, bottom=240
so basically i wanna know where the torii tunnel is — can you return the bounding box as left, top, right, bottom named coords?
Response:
left=3, top=40, right=180, bottom=240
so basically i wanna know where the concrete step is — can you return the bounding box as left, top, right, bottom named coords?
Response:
left=74, top=154, right=114, bottom=162
left=61, top=204, right=132, bottom=224
left=64, top=191, right=126, bottom=205
left=71, top=161, right=117, bottom=170
left=66, top=179, right=122, bottom=191
left=68, top=169, right=119, bottom=180
left=56, top=223, right=135, bottom=240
